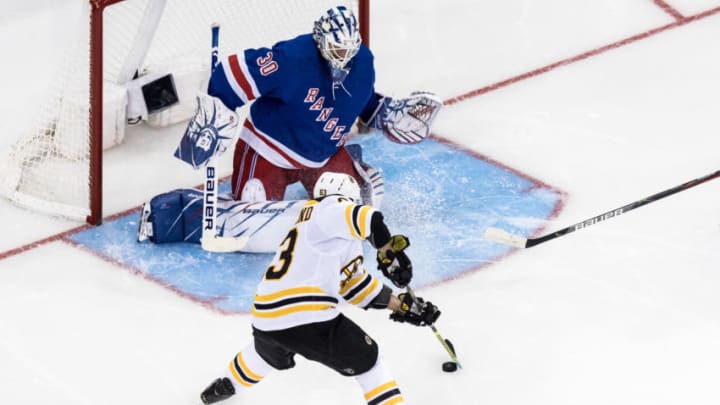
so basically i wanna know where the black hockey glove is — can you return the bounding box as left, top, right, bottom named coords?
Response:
left=377, top=235, right=412, bottom=288
left=390, top=293, right=441, bottom=326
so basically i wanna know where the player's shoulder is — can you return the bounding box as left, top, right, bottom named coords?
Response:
left=312, top=196, right=368, bottom=217
left=357, top=43, right=373, bottom=60
left=310, top=197, right=375, bottom=240
left=316, top=196, right=377, bottom=222
left=315, top=195, right=356, bottom=209
left=271, top=34, right=316, bottom=59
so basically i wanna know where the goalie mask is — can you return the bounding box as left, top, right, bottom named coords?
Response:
left=313, top=172, right=362, bottom=203
left=313, top=6, right=361, bottom=78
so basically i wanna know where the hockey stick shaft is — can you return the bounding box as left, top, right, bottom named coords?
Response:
left=198, top=24, right=248, bottom=253
left=486, top=169, right=720, bottom=248
left=211, top=24, right=220, bottom=68
left=406, top=287, right=462, bottom=368
left=202, top=24, right=221, bottom=245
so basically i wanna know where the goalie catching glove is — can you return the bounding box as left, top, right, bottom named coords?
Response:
left=390, top=293, right=441, bottom=326
left=361, top=91, right=443, bottom=144
left=383, top=91, right=442, bottom=144
left=377, top=235, right=413, bottom=288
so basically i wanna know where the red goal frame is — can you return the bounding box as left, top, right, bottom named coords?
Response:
left=86, top=0, right=370, bottom=224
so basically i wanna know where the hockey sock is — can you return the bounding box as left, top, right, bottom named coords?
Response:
left=354, top=356, right=404, bottom=404
left=225, top=343, right=273, bottom=392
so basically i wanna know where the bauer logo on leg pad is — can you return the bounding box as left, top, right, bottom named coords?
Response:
left=204, top=167, right=216, bottom=231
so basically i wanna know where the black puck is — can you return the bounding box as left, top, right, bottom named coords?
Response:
left=442, top=361, right=458, bottom=372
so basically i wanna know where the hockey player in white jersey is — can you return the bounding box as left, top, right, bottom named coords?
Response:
left=199, top=172, right=441, bottom=405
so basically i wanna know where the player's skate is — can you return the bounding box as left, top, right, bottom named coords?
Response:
left=136, top=203, right=153, bottom=242
left=200, top=377, right=235, bottom=404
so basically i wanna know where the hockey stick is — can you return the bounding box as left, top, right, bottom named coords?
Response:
left=484, top=168, right=720, bottom=249
left=199, top=24, right=248, bottom=253
left=406, top=286, right=463, bottom=369
left=200, top=164, right=248, bottom=252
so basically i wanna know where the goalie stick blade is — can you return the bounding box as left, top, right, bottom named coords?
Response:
left=483, top=227, right=528, bottom=248
left=200, top=236, right=249, bottom=253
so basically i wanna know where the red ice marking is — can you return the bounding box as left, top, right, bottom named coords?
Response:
left=2, top=6, right=720, bottom=264
left=430, top=134, right=565, bottom=198
left=430, top=133, right=567, bottom=251
left=64, top=238, right=236, bottom=316
left=0, top=230, right=84, bottom=261
left=443, top=6, right=720, bottom=106
left=413, top=139, right=566, bottom=288
left=653, top=0, right=685, bottom=21
left=0, top=207, right=135, bottom=261
left=0, top=175, right=236, bottom=262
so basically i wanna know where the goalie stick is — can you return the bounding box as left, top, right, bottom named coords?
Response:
left=199, top=23, right=248, bottom=253
left=484, top=168, right=720, bottom=249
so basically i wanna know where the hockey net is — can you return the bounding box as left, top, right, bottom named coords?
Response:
left=0, top=0, right=367, bottom=224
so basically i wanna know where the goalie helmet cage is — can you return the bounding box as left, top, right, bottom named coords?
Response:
left=0, top=0, right=369, bottom=225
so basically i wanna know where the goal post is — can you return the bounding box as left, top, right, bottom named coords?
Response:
left=0, top=0, right=370, bottom=225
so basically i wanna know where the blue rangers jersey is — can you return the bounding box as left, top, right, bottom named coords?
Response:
left=208, top=33, right=384, bottom=169
left=251, top=196, right=385, bottom=331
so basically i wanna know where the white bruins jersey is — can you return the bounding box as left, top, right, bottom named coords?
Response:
left=251, top=196, right=385, bottom=331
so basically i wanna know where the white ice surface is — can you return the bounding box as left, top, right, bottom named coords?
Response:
left=1, top=1, right=720, bottom=404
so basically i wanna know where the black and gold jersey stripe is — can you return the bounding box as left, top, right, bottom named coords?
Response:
left=345, top=204, right=374, bottom=239
left=340, top=270, right=380, bottom=306
left=252, top=286, right=339, bottom=319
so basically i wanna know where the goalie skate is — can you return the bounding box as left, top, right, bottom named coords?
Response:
left=136, top=203, right=153, bottom=242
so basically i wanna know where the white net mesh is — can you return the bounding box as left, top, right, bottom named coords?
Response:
left=0, top=0, right=360, bottom=221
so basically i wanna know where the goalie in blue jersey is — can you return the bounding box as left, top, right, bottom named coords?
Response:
left=173, top=5, right=442, bottom=208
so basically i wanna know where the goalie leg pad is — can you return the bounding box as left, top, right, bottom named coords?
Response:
left=136, top=203, right=154, bottom=242
left=146, top=188, right=206, bottom=244
left=231, top=138, right=293, bottom=201
left=240, top=178, right=267, bottom=202
left=359, top=164, right=384, bottom=208
left=346, top=144, right=384, bottom=207
left=145, top=190, right=188, bottom=243
left=143, top=188, right=304, bottom=252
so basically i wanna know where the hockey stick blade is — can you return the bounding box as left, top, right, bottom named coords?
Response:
left=483, top=227, right=528, bottom=248
left=406, top=287, right=463, bottom=369
left=200, top=236, right=249, bottom=253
